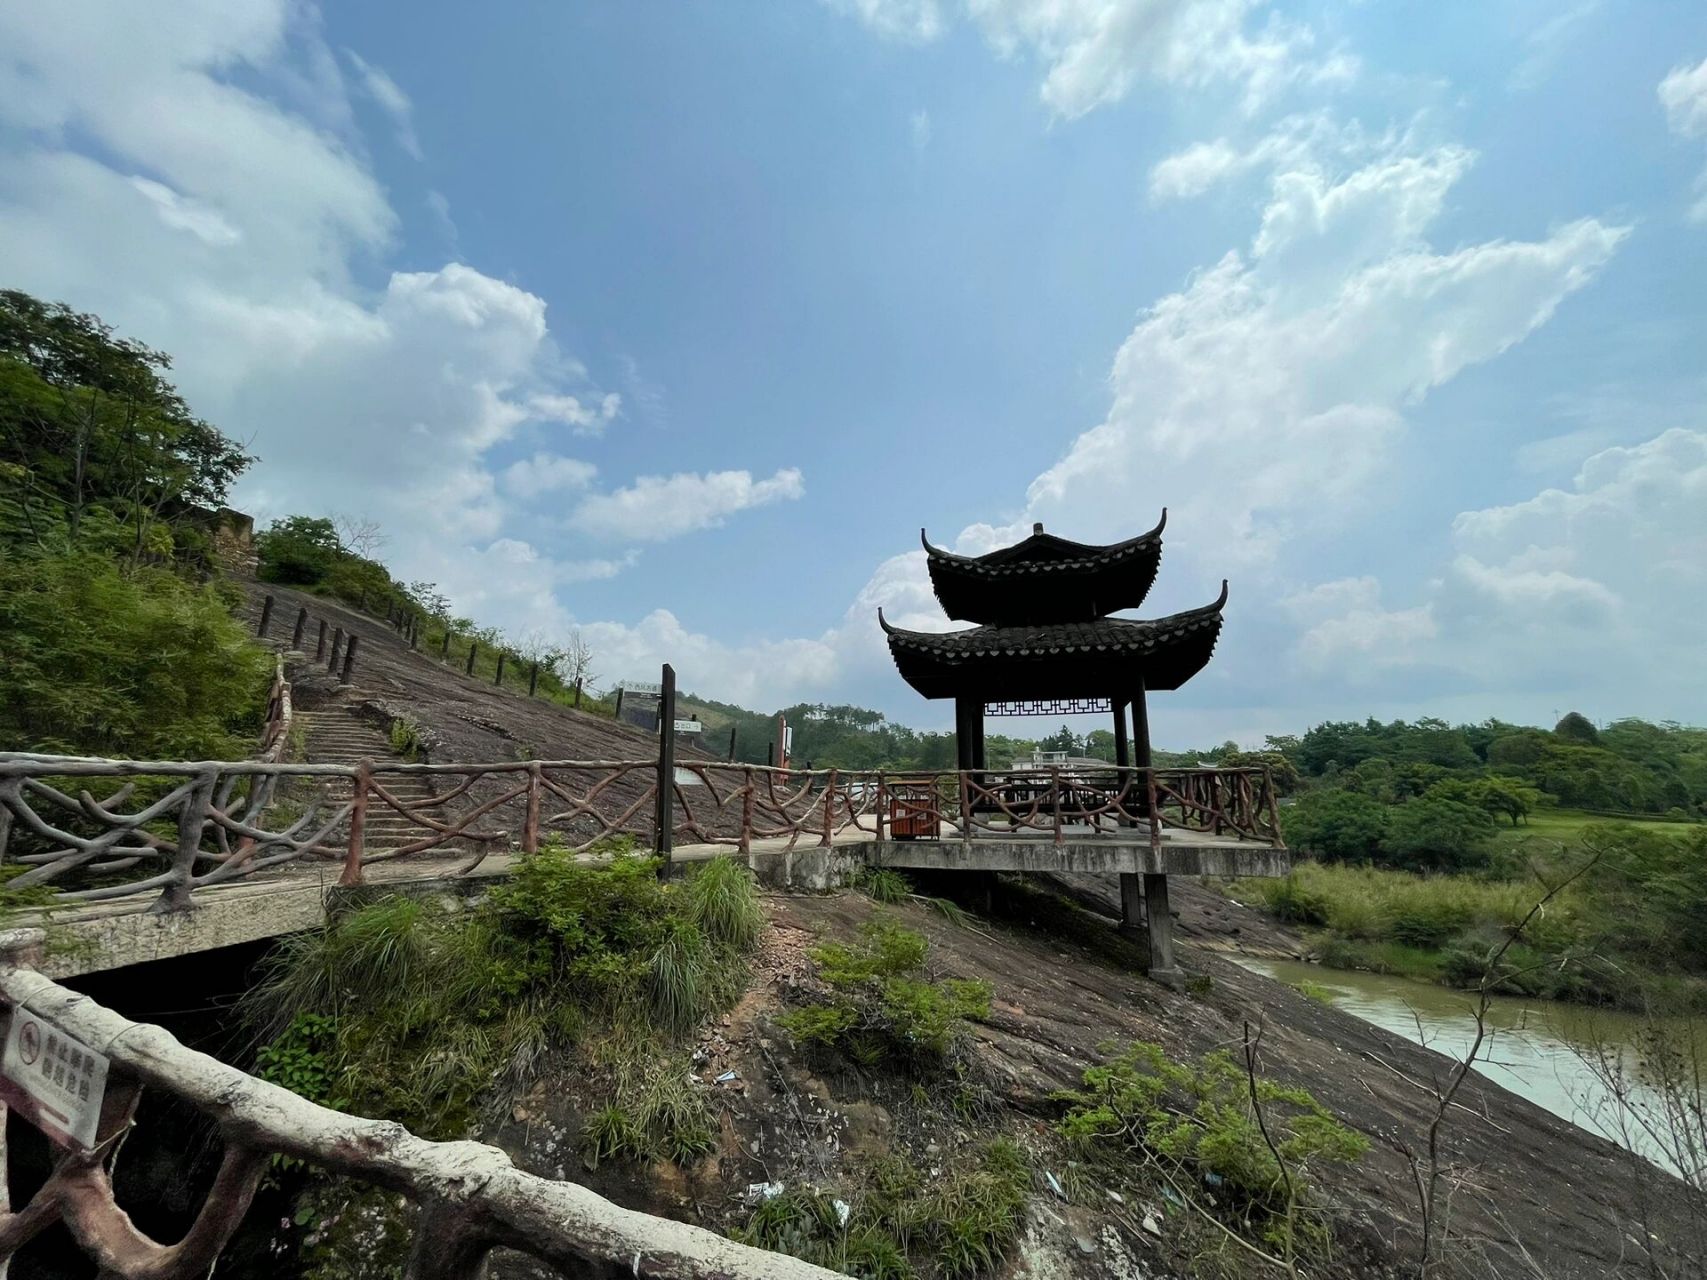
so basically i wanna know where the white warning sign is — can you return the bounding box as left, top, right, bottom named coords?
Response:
left=1, top=1010, right=109, bottom=1149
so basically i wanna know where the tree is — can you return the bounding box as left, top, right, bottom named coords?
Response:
left=1281, top=790, right=1389, bottom=862
left=1385, top=797, right=1495, bottom=872
left=333, top=512, right=388, bottom=559
left=256, top=515, right=341, bottom=585
left=0, top=289, right=250, bottom=559
left=1039, top=724, right=1080, bottom=755
left=557, top=627, right=597, bottom=692
left=1554, top=711, right=1601, bottom=746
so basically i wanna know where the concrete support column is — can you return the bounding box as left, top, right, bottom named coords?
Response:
left=1119, top=871, right=1144, bottom=933
left=1143, top=872, right=1182, bottom=989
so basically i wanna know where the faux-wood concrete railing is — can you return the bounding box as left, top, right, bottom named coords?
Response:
left=0, top=942, right=843, bottom=1280
left=0, top=755, right=1281, bottom=911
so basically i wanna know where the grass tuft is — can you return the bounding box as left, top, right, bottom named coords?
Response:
left=686, top=856, right=765, bottom=950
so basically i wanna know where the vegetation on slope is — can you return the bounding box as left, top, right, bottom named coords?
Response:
left=0, top=289, right=268, bottom=757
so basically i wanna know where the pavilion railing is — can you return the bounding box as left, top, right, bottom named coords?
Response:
left=0, top=754, right=1280, bottom=911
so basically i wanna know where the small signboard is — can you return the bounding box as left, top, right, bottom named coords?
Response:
left=1, top=1010, right=109, bottom=1149
left=620, top=679, right=663, bottom=696
left=674, top=767, right=706, bottom=787
left=673, top=719, right=702, bottom=734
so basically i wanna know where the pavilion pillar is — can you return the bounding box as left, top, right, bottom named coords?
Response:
left=972, top=702, right=987, bottom=770
left=1118, top=687, right=1147, bottom=931
left=954, top=697, right=976, bottom=770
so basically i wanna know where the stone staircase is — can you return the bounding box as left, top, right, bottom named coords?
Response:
left=297, top=709, right=449, bottom=855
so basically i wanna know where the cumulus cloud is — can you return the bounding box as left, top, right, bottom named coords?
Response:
left=831, top=0, right=1355, bottom=118
left=502, top=454, right=599, bottom=499
left=569, top=468, right=806, bottom=543
left=1659, top=55, right=1707, bottom=221
left=1294, top=430, right=1707, bottom=703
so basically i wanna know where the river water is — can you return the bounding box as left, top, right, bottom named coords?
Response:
left=1232, top=956, right=1704, bottom=1180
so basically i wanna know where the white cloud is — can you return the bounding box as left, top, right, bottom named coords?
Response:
left=833, top=0, right=1356, bottom=118
left=1285, top=577, right=1437, bottom=675
left=1018, top=144, right=1626, bottom=577
left=911, top=108, right=933, bottom=151
left=527, top=391, right=622, bottom=434
left=1147, top=112, right=1383, bottom=202
left=128, top=176, right=243, bottom=245
left=502, top=454, right=599, bottom=499
left=1294, top=430, right=1707, bottom=702
left=1659, top=56, right=1707, bottom=222
left=343, top=48, right=421, bottom=159
left=569, top=468, right=806, bottom=543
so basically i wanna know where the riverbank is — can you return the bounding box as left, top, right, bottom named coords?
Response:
left=1226, top=849, right=1707, bottom=1013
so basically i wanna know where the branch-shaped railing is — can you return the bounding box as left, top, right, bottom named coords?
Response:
left=0, top=943, right=842, bottom=1280
left=0, top=755, right=1281, bottom=911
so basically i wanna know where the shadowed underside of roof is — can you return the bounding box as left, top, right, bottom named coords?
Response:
left=922, top=511, right=1166, bottom=625
left=880, top=581, right=1226, bottom=700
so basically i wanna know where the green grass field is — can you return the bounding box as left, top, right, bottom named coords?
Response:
left=1490, top=806, right=1696, bottom=850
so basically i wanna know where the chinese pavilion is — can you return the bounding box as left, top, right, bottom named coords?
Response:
left=877, top=511, right=1232, bottom=988
left=879, top=511, right=1225, bottom=776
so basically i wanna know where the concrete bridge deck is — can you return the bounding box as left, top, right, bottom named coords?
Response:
left=23, top=823, right=1287, bottom=978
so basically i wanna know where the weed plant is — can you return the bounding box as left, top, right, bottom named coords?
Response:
left=733, top=1140, right=1030, bottom=1279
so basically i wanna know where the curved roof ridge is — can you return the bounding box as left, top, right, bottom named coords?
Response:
left=920, top=510, right=1166, bottom=569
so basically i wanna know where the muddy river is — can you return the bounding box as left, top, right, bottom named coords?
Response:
left=1233, top=956, right=1704, bottom=1180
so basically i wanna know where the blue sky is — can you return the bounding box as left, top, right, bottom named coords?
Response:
left=3, top=1, right=1705, bottom=746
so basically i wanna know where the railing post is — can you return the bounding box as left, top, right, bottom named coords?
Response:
left=341, top=635, right=359, bottom=684
left=1146, top=768, right=1162, bottom=857
left=875, top=772, right=885, bottom=841
left=291, top=606, right=307, bottom=650
left=154, top=771, right=215, bottom=914
left=653, top=663, right=676, bottom=872
left=315, top=619, right=328, bottom=661
left=339, top=761, right=371, bottom=888
left=494, top=653, right=506, bottom=686
left=820, top=768, right=836, bottom=848
left=256, top=594, right=274, bottom=637
left=727, top=724, right=737, bottom=761
left=465, top=641, right=478, bottom=676
left=523, top=763, right=542, bottom=856
left=1051, top=766, right=1063, bottom=845
left=573, top=679, right=583, bottom=708
left=740, top=767, right=755, bottom=857
left=528, top=662, right=540, bottom=697
left=440, top=629, right=452, bottom=659
left=958, top=770, right=972, bottom=849
left=328, top=627, right=344, bottom=673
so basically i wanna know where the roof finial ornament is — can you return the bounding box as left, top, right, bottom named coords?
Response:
left=1032, top=521, right=1044, bottom=535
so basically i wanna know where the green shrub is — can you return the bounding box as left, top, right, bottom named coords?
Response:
left=247, top=845, right=762, bottom=1138
left=1056, top=1041, right=1366, bottom=1258
left=0, top=546, right=270, bottom=757
left=778, top=922, right=990, bottom=1072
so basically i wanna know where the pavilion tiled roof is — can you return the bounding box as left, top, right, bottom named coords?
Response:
left=922, top=511, right=1165, bottom=625
left=879, top=582, right=1226, bottom=700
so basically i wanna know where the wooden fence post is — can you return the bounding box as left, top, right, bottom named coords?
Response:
left=341, top=635, right=359, bottom=684
left=465, top=642, right=477, bottom=676
left=257, top=595, right=274, bottom=637
left=875, top=772, right=886, bottom=841
left=740, top=767, right=755, bottom=859
left=339, top=761, right=371, bottom=888
left=727, top=725, right=738, bottom=761
left=614, top=687, right=625, bottom=720
left=528, top=662, right=540, bottom=697
left=441, top=630, right=452, bottom=659
left=291, top=607, right=307, bottom=650
left=523, top=763, right=542, bottom=856
left=654, top=663, right=676, bottom=871
left=315, top=619, right=328, bottom=661
left=328, top=628, right=344, bottom=672
left=820, top=768, right=836, bottom=848
left=573, top=679, right=583, bottom=708
left=494, top=653, right=506, bottom=686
